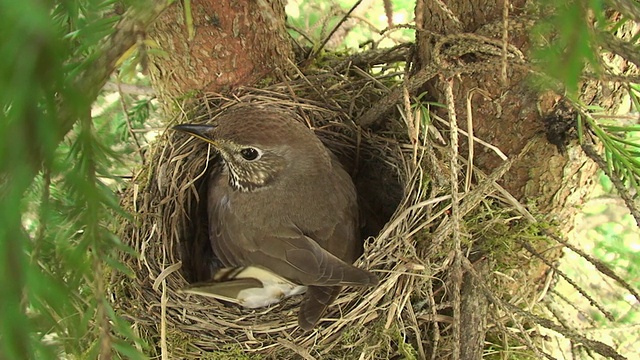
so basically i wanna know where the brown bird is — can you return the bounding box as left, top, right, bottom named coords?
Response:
left=174, top=106, right=378, bottom=330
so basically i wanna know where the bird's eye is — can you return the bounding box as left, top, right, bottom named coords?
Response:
left=240, top=147, right=260, bottom=161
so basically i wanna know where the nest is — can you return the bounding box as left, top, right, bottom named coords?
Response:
left=113, top=69, right=571, bottom=358
left=116, top=71, right=414, bottom=356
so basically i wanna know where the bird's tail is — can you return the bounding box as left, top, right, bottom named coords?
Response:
left=297, top=286, right=341, bottom=331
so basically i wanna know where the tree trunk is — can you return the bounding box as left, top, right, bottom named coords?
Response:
left=148, top=0, right=292, bottom=101
left=416, top=0, right=601, bottom=219
left=414, top=1, right=627, bottom=358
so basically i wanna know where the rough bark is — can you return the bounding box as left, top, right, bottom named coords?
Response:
left=147, top=0, right=293, bottom=102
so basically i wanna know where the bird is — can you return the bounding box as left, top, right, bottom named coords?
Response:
left=173, top=106, right=378, bottom=330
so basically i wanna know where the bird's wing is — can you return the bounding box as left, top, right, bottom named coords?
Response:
left=207, top=159, right=375, bottom=287
left=298, top=285, right=341, bottom=331
left=207, top=169, right=246, bottom=267
left=244, top=230, right=379, bottom=287
left=322, top=153, right=361, bottom=262
left=181, top=278, right=263, bottom=304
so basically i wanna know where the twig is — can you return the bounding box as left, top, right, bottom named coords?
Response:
left=277, top=338, right=317, bottom=360
left=464, top=88, right=491, bottom=191
left=518, top=239, right=615, bottom=322
left=549, top=289, right=599, bottom=328
left=430, top=141, right=534, bottom=247
left=583, top=72, right=640, bottom=84
left=383, top=0, right=393, bottom=27
left=444, top=78, right=463, bottom=360
left=606, top=0, right=640, bottom=22
left=460, top=260, right=489, bottom=360
left=598, top=29, right=640, bottom=69
left=501, top=0, right=509, bottom=86
left=103, top=82, right=156, bottom=96
left=324, top=43, right=411, bottom=73
left=464, top=257, right=547, bottom=359
left=432, top=0, right=463, bottom=30
left=463, top=257, right=627, bottom=360
left=117, top=81, right=146, bottom=165
left=432, top=112, right=508, bottom=160
left=357, top=60, right=529, bottom=128
left=544, top=230, right=640, bottom=304
left=400, top=84, right=418, bottom=168
left=426, top=263, right=440, bottom=360
left=581, top=142, right=640, bottom=227
left=310, top=0, right=364, bottom=60
left=464, top=160, right=536, bottom=222
left=358, top=63, right=438, bottom=127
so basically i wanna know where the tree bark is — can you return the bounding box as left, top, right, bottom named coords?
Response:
left=148, top=0, right=292, bottom=102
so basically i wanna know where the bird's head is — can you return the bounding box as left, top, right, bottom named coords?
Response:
left=173, top=109, right=326, bottom=192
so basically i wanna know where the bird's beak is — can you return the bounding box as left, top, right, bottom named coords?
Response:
left=172, top=124, right=220, bottom=147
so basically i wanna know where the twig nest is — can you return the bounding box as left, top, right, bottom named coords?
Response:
left=114, top=75, right=423, bottom=358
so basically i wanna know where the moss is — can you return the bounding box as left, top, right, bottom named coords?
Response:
left=161, top=328, right=262, bottom=360
left=484, top=329, right=540, bottom=360
left=325, top=320, right=397, bottom=359
left=388, top=325, right=419, bottom=360
left=464, top=200, right=552, bottom=272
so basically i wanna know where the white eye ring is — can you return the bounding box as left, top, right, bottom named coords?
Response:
left=239, top=147, right=262, bottom=161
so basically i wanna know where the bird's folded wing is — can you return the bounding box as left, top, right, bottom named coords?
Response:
left=246, top=232, right=379, bottom=287
left=181, top=277, right=263, bottom=304
left=298, top=285, right=341, bottom=331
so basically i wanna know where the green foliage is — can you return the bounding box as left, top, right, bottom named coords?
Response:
left=574, top=103, right=640, bottom=198
left=558, top=193, right=640, bottom=355
left=532, top=0, right=640, bottom=195
left=531, top=0, right=603, bottom=96
left=593, top=223, right=640, bottom=296
left=581, top=111, right=640, bottom=190
left=0, top=0, right=148, bottom=358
